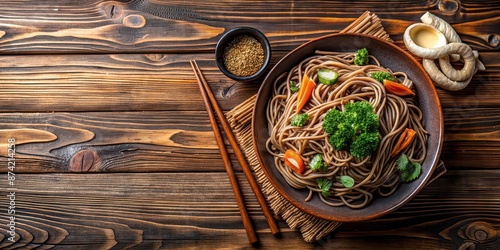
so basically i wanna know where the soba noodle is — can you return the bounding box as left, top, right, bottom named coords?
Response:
left=265, top=50, right=427, bottom=209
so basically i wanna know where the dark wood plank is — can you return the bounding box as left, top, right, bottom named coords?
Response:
left=0, top=170, right=498, bottom=249
left=0, top=1, right=496, bottom=249
left=0, top=51, right=497, bottom=113
left=0, top=1, right=496, bottom=54
left=0, top=107, right=497, bottom=173
left=339, top=170, right=500, bottom=250
left=0, top=172, right=301, bottom=249
left=0, top=111, right=224, bottom=173
left=441, top=107, right=500, bottom=168
left=0, top=53, right=255, bottom=112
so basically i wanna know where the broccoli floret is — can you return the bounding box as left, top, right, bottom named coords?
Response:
left=354, top=48, right=369, bottom=66
left=370, top=71, right=395, bottom=83
left=361, top=111, right=379, bottom=132
left=328, top=123, right=354, bottom=150
left=323, top=109, right=343, bottom=134
left=350, top=132, right=380, bottom=158
left=344, top=102, right=379, bottom=133
left=322, top=101, right=380, bottom=158
left=290, top=113, right=310, bottom=126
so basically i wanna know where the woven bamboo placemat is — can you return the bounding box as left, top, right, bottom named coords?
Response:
left=225, top=11, right=446, bottom=242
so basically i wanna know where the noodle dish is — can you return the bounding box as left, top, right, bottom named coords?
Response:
left=252, top=34, right=443, bottom=222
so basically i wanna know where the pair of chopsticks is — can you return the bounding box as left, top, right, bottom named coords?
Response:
left=190, top=60, right=279, bottom=244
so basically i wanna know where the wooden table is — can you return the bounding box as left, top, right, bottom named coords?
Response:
left=0, top=1, right=498, bottom=249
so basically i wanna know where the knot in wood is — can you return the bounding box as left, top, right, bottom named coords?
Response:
left=488, top=34, right=499, bottom=47
left=474, top=230, right=488, bottom=241
left=123, top=14, right=146, bottom=28
left=70, top=150, right=96, bottom=172
left=465, top=221, right=497, bottom=242
left=101, top=2, right=122, bottom=19
left=145, top=54, right=165, bottom=62
left=438, top=0, right=460, bottom=15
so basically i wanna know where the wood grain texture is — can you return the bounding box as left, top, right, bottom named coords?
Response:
left=0, top=111, right=223, bottom=173
left=0, top=107, right=497, bottom=173
left=0, top=53, right=252, bottom=112
left=441, top=107, right=500, bottom=168
left=0, top=51, right=497, bottom=113
left=0, top=170, right=498, bottom=249
left=0, top=0, right=497, bottom=248
left=0, top=0, right=496, bottom=54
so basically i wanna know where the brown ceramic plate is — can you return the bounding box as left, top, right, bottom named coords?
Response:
left=252, top=33, right=444, bottom=222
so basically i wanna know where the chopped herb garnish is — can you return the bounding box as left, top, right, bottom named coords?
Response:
left=396, top=152, right=409, bottom=169
left=370, top=71, right=395, bottom=83
left=290, top=113, right=310, bottom=127
left=317, top=178, right=333, bottom=198
left=354, top=48, right=369, bottom=66
left=289, top=80, right=299, bottom=93
left=340, top=175, right=355, bottom=188
left=309, top=154, right=328, bottom=171
left=396, top=153, right=422, bottom=182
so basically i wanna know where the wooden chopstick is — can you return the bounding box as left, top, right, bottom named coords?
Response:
left=191, top=60, right=280, bottom=235
left=190, top=60, right=258, bottom=244
left=190, top=60, right=280, bottom=238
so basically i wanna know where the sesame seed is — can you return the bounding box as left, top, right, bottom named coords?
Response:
left=222, top=35, right=265, bottom=77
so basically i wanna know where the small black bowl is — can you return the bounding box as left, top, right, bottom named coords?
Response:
left=215, top=27, right=271, bottom=81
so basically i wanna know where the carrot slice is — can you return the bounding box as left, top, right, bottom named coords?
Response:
left=296, top=74, right=309, bottom=109
left=296, top=74, right=316, bottom=113
left=284, top=149, right=305, bottom=175
left=391, top=128, right=417, bottom=157
left=296, top=74, right=308, bottom=102
left=383, top=79, right=415, bottom=96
